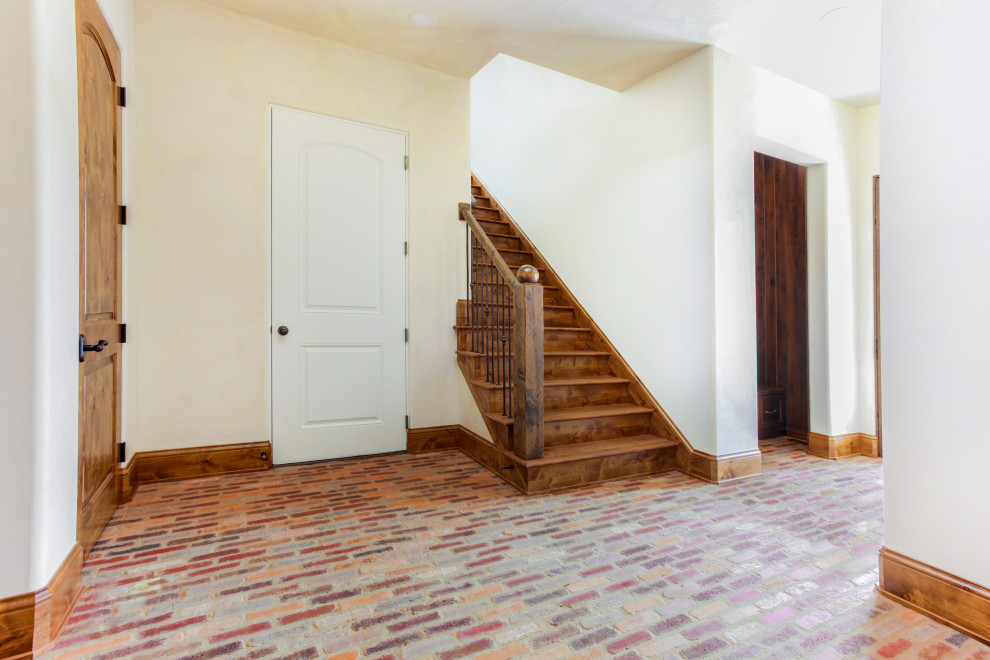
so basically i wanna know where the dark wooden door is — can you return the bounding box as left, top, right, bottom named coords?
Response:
left=754, top=152, right=810, bottom=437
left=76, top=0, right=123, bottom=555
left=873, top=175, right=882, bottom=456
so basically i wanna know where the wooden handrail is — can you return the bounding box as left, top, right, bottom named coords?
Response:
left=459, top=202, right=545, bottom=460
left=459, top=203, right=519, bottom=287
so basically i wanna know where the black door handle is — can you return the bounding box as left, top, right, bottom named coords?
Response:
left=277, top=326, right=289, bottom=336
left=79, top=335, right=109, bottom=362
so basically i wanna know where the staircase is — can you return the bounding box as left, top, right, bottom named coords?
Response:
left=454, top=174, right=690, bottom=494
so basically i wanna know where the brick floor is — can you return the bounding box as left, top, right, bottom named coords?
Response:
left=42, top=439, right=990, bottom=659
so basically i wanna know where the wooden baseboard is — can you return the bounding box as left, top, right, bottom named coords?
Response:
left=785, top=427, right=809, bottom=442
left=406, top=426, right=462, bottom=453
left=677, top=446, right=763, bottom=484
left=808, top=432, right=878, bottom=460
left=0, top=543, right=84, bottom=659
left=878, top=547, right=990, bottom=646
left=120, top=441, right=272, bottom=502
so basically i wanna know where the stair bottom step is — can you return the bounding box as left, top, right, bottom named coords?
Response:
left=512, top=435, right=677, bottom=467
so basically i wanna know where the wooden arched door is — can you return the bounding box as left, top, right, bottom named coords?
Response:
left=76, top=0, right=123, bottom=555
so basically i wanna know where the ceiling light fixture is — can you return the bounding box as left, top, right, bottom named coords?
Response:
left=409, top=11, right=437, bottom=27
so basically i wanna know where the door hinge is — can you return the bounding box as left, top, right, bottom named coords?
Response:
left=404, top=155, right=409, bottom=170
left=119, top=323, right=127, bottom=343
left=405, top=328, right=409, bottom=342
left=405, top=415, right=409, bottom=430
left=118, top=442, right=126, bottom=463
left=404, top=241, right=408, bottom=256
left=118, top=86, right=126, bottom=107
left=119, top=205, right=127, bottom=225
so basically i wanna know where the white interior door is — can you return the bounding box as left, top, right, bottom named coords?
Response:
left=271, top=106, right=407, bottom=464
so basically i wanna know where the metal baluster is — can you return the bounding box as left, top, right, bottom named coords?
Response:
left=484, top=250, right=492, bottom=383
left=508, top=285, right=514, bottom=417
left=466, top=226, right=472, bottom=353
left=471, top=233, right=478, bottom=354
left=501, top=275, right=508, bottom=415
left=497, top=269, right=503, bottom=396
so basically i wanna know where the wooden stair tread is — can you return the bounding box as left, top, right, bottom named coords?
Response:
left=514, top=435, right=678, bottom=467
left=461, top=302, right=573, bottom=311
left=484, top=403, right=651, bottom=426
left=457, top=350, right=608, bottom=358
left=468, top=375, right=630, bottom=391
left=454, top=325, right=590, bottom=332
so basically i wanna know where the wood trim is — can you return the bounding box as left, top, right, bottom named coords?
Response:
left=32, top=544, right=83, bottom=655
left=676, top=446, right=763, bottom=484
left=407, top=426, right=461, bottom=453
left=878, top=547, right=990, bottom=646
left=121, top=441, right=272, bottom=499
left=807, top=432, right=879, bottom=460
left=0, top=595, right=34, bottom=659
left=785, top=427, right=809, bottom=442
left=0, top=544, right=84, bottom=660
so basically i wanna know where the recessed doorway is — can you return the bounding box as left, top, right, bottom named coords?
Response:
left=754, top=152, right=810, bottom=442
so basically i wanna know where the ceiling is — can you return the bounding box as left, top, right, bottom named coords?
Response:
left=199, top=0, right=881, bottom=107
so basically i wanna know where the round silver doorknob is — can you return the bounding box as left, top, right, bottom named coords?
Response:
left=277, top=326, right=289, bottom=336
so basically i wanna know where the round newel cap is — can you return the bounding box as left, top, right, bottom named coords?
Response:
left=516, top=264, right=539, bottom=283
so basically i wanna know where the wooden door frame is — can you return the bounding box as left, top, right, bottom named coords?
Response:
left=873, top=175, right=882, bottom=456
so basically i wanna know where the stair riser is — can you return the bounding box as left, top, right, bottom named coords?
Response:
left=455, top=328, right=592, bottom=351
left=544, top=382, right=632, bottom=410
left=457, top=353, right=610, bottom=380
left=472, top=207, right=501, bottom=221
left=495, top=413, right=652, bottom=450
left=471, top=185, right=482, bottom=196
left=544, top=414, right=651, bottom=447
left=522, top=448, right=678, bottom=494
left=456, top=303, right=577, bottom=328
left=488, top=234, right=522, bottom=250
left=471, top=381, right=631, bottom=414
left=477, top=219, right=510, bottom=235
left=499, top=251, right=535, bottom=268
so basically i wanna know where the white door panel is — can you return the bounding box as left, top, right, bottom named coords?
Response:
left=272, top=106, right=406, bottom=464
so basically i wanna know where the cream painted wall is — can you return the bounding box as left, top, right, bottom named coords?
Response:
left=712, top=48, right=878, bottom=446
left=126, top=0, right=470, bottom=455
left=471, top=52, right=715, bottom=452
left=0, top=0, right=39, bottom=598
left=855, top=105, right=880, bottom=434
left=880, top=0, right=990, bottom=588
left=0, top=0, right=81, bottom=596
left=27, top=0, right=82, bottom=592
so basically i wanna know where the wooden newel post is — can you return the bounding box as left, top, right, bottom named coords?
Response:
left=513, top=265, right=544, bottom=460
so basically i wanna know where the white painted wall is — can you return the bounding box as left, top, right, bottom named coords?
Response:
left=855, top=105, right=880, bottom=434
left=712, top=48, right=878, bottom=448
left=472, top=52, right=715, bottom=452
left=0, top=0, right=81, bottom=596
left=880, top=0, right=990, bottom=588
left=0, top=0, right=39, bottom=598
left=125, top=0, right=470, bottom=455
left=27, top=0, right=83, bottom=593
